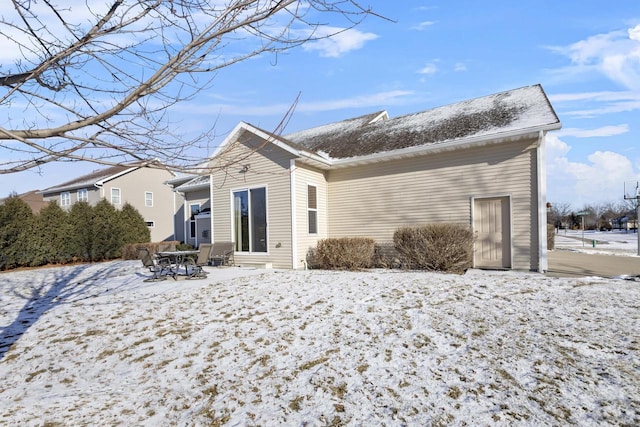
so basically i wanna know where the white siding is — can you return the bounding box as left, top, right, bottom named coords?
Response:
left=326, top=138, right=539, bottom=270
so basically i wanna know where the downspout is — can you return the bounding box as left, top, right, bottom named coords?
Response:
left=536, top=130, right=548, bottom=272
left=94, top=183, right=103, bottom=199
left=209, top=174, right=214, bottom=244
left=290, top=159, right=298, bottom=269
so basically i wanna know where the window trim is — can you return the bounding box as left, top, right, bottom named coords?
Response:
left=111, top=187, right=121, bottom=205
left=307, top=184, right=318, bottom=235
left=60, top=191, right=70, bottom=206
left=188, top=203, right=201, bottom=240
left=231, top=185, right=268, bottom=254
left=145, top=191, right=153, bottom=207
left=77, top=188, right=88, bottom=203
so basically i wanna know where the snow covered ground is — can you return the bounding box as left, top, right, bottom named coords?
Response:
left=1, top=261, right=639, bottom=426
left=554, top=229, right=639, bottom=257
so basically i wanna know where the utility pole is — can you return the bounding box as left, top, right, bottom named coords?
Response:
left=624, top=182, right=640, bottom=256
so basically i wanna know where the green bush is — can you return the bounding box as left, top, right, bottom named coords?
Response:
left=0, top=195, right=34, bottom=270
left=119, top=203, right=151, bottom=246
left=393, top=224, right=473, bottom=274
left=547, top=224, right=555, bottom=251
left=29, top=202, right=73, bottom=266
left=314, top=237, right=375, bottom=270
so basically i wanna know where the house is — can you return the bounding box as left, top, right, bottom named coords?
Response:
left=0, top=190, right=49, bottom=214
left=171, top=84, right=561, bottom=271
left=40, top=162, right=181, bottom=242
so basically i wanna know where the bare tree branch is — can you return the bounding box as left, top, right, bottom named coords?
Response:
left=0, top=0, right=374, bottom=175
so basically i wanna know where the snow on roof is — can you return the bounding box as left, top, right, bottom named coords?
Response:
left=174, top=175, right=210, bottom=192
left=284, top=84, right=560, bottom=160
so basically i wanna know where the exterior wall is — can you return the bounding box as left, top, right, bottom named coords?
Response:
left=42, top=167, right=177, bottom=242
left=172, top=192, right=186, bottom=243
left=292, top=163, right=329, bottom=268
left=43, top=187, right=101, bottom=206
left=182, top=189, right=211, bottom=247
left=106, top=167, right=177, bottom=242
left=326, top=137, right=539, bottom=271
left=210, top=135, right=295, bottom=268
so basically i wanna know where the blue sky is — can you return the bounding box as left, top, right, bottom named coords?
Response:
left=3, top=1, right=640, bottom=209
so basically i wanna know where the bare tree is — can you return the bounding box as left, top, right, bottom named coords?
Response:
left=548, top=201, right=572, bottom=229
left=0, top=1, right=375, bottom=174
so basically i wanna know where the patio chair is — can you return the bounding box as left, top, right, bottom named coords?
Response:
left=184, top=243, right=212, bottom=279
left=138, top=247, right=172, bottom=281
left=210, top=241, right=234, bottom=266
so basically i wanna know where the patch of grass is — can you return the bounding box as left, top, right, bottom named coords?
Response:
left=97, top=349, right=115, bottom=359
left=447, top=386, right=462, bottom=399
left=331, top=382, right=348, bottom=399
left=297, top=356, right=329, bottom=373
left=289, top=396, right=304, bottom=411
left=132, top=352, right=154, bottom=363
left=25, top=369, right=47, bottom=383
left=357, top=364, right=369, bottom=373
left=132, top=337, right=152, bottom=346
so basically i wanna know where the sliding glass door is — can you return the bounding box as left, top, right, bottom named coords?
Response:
left=233, top=187, right=267, bottom=253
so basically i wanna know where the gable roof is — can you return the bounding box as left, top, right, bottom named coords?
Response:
left=40, top=161, right=170, bottom=195
left=283, top=84, right=560, bottom=161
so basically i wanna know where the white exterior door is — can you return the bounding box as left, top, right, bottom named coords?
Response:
left=474, top=197, right=511, bottom=269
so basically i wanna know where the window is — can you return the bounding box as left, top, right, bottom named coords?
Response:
left=308, top=185, right=318, bottom=234
left=189, top=203, right=200, bottom=239
left=233, top=187, right=267, bottom=252
left=77, top=188, right=88, bottom=202
left=145, top=191, right=153, bottom=207
left=60, top=191, right=70, bottom=206
left=145, top=221, right=155, bottom=228
left=111, top=188, right=121, bottom=205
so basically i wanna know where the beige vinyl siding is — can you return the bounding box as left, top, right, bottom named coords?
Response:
left=211, top=136, right=295, bottom=268
left=108, top=167, right=177, bottom=242
left=327, top=137, right=539, bottom=270
left=293, top=163, right=328, bottom=268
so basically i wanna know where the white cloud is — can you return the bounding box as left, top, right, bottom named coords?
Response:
left=454, top=62, right=467, bottom=72
left=549, top=23, right=640, bottom=90
left=548, top=90, right=640, bottom=117
left=418, top=63, right=438, bottom=75
left=411, top=21, right=435, bottom=31
left=546, top=134, right=640, bottom=206
left=188, top=90, right=415, bottom=117
left=556, top=124, right=629, bottom=138
left=302, top=27, right=378, bottom=58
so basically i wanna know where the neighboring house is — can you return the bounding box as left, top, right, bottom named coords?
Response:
left=171, top=84, right=561, bottom=271
left=0, top=190, right=49, bottom=214
left=40, top=162, right=180, bottom=242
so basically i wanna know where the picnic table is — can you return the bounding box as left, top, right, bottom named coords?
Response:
left=156, top=250, right=199, bottom=278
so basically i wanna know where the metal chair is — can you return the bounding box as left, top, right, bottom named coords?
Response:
left=184, top=243, right=212, bottom=279
left=138, top=247, right=172, bottom=281
left=210, top=241, right=234, bottom=266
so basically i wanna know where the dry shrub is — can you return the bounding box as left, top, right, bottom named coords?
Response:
left=547, top=224, right=555, bottom=251
left=122, top=241, right=179, bottom=260
left=393, top=224, right=473, bottom=274
left=315, top=237, right=375, bottom=270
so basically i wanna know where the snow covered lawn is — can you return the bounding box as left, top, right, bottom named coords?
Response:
left=1, top=261, right=639, bottom=426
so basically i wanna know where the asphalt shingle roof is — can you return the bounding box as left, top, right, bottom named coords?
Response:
left=283, top=84, right=559, bottom=160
